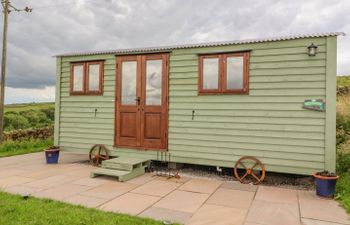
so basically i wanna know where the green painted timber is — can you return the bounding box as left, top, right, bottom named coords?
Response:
left=90, top=156, right=151, bottom=181
left=325, top=36, right=337, bottom=172
left=54, top=57, right=62, bottom=146
left=90, top=166, right=146, bottom=182
left=56, top=36, right=339, bottom=175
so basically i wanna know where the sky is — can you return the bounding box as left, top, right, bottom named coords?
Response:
left=1, top=0, right=350, bottom=104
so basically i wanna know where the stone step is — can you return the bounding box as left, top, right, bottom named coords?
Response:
left=90, top=166, right=147, bottom=182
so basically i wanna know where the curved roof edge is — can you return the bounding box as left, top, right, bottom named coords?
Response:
left=55, top=32, right=345, bottom=57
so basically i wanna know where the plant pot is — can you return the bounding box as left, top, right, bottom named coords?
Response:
left=45, top=147, right=60, bottom=164
left=313, top=173, right=339, bottom=198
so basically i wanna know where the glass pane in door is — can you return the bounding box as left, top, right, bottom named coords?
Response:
left=146, top=60, right=162, bottom=105
left=121, top=61, right=137, bottom=105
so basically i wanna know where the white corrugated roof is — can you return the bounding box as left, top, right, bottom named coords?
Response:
left=56, top=32, right=345, bottom=57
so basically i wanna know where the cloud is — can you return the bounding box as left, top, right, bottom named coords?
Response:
left=5, top=86, right=55, bottom=104
left=1, top=0, right=350, bottom=102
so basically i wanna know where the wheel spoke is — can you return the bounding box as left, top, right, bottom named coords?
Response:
left=240, top=172, right=249, bottom=181
left=251, top=173, right=261, bottom=182
left=250, top=162, right=258, bottom=171
left=98, top=146, right=101, bottom=157
left=238, top=161, right=248, bottom=170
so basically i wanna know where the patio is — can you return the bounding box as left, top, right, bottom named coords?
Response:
left=0, top=152, right=349, bottom=225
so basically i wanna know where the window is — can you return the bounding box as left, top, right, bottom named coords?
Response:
left=70, top=61, right=103, bottom=95
left=199, top=52, right=249, bottom=94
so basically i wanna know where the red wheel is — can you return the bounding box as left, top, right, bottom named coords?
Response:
left=234, top=156, right=265, bottom=185
left=89, top=144, right=109, bottom=167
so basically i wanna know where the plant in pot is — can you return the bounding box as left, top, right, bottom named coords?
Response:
left=313, top=170, right=339, bottom=198
left=44, top=146, right=60, bottom=164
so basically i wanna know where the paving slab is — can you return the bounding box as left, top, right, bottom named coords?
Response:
left=255, top=186, right=298, bottom=204
left=245, top=200, right=301, bottom=225
left=1, top=152, right=349, bottom=225
left=140, top=207, right=193, bottom=224
left=99, top=192, right=160, bottom=215
left=19, top=169, right=64, bottom=179
left=187, top=204, right=247, bottom=225
left=206, top=188, right=255, bottom=209
left=178, top=178, right=222, bottom=194
left=80, top=182, right=138, bottom=200
left=154, top=190, right=210, bottom=213
left=302, top=218, right=346, bottom=225
left=126, top=173, right=156, bottom=185
left=25, top=175, right=78, bottom=189
left=298, top=190, right=350, bottom=224
left=33, top=183, right=92, bottom=201
left=131, top=179, right=181, bottom=197
left=72, top=177, right=110, bottom=187
left=0, top=176, right=33, bottom=188
left=64, top=194, right=109, bottom=208
left=220, top=181, right=257, bottom=192
left=155, top=175, right=191, bottom=183
left=0, top=169, right=28, bottom=178
left=4, top=184, right=42, bottom=195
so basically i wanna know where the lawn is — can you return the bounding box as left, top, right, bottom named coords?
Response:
left=0, top=138, right=53, bottom=158
left=0, top=192, right=167, bottom=225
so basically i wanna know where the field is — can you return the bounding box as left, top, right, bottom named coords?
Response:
left=5, top=102, right=54, bottom=113
left=337, top=76, right=350, bottom=87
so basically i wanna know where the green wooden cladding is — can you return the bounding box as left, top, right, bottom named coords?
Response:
left=54, top=36, right=338, bottom=175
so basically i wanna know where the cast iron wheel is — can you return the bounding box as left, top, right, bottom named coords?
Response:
left=89, top=144, right=109, bottom=167
left=234, top=156, right=265, bottom=185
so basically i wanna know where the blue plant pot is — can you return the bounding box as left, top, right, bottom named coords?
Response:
left=45, top=149, right=60, bottom=164
left=313, top=173, right=338, bottom=198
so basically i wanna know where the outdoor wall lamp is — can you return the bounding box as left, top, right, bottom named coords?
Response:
left=307, top=43, right=318, bottom=56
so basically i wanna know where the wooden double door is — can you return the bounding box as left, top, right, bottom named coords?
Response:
left=115, top=54, right=168, bottom=150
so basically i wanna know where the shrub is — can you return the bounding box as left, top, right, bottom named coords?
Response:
left=4, top=112, right=30, bottom=131
left=19, top=110, right=50, bottom=127
left=337, top=151, right=350, bottom=174
left=41, top=107, right=55, bottom=121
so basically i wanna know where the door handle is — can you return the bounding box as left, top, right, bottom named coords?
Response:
left=135, top=97, right=140, bottom=105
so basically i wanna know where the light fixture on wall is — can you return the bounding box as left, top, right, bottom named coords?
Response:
left=307, top=43, right=318, bottom=56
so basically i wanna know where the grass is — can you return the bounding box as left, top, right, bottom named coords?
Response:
left=337, top=76, right=350, bottom=87
left=336, top=172, right=350, bottom=213
left=0, top=192, right=168, bottom=225
left=0, top=138, right=53, bottom=158
left=4, top=102, right=54, bottom=113
left=336, top=75, right=350, bottom=214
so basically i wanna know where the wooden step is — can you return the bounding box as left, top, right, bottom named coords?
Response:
left=102, top=157, right=151, bottom=171
left=90, top=166, right=147, bottom=182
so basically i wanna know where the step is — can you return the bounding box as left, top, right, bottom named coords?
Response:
left=102, top=157, right=151, bottom=171
left=90, top=166, right=147, bottom=182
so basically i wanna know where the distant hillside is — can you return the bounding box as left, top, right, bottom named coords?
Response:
left=337, top=76, right=350, bottom=87
left=3, top=102, right=55, bottom=131
left=5, top=102, right=54, bottom=113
